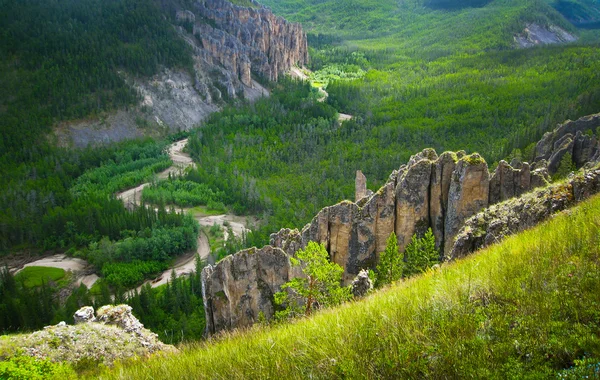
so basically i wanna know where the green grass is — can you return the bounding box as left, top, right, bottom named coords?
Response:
left=187, top=206, right=224, bottom=217
left=99, top=193, right=600, bottom=379
left=14, top=267, right=66, bottom=288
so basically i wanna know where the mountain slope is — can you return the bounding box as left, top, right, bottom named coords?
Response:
left=101, top=190, right=600, bottom=379
left=260, top=0, right=575, bottom=53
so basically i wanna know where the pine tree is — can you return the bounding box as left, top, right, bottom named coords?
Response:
left=375, top=232, right=403, bottom=288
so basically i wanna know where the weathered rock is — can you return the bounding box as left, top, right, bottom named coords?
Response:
left=96, top=305, right=144, bottom=335
left=73, top=306, right=96, bottom=324
left=355, top=170, right=368, bottom=202
left=444, top=154, right=490, bottom=256
left=269, top=228, right=302, bottom=256
left=204, top=114, right=600, bottom=334
left=395, top=155, right=434, bottom=251
left=535, top=113, right=600, bottom=172
left=548, top=134, right=574, bottom=174
left=6, top=305, right=176, bottom=367
left=351, top=269, right=373, bottom=298
left=202, top=246, right=302, bottom=335
left=450, top=168, right=600, bottom=260
left=489, top=160, right=533, bottom=204
left=429, top=152, right=458, bottom=249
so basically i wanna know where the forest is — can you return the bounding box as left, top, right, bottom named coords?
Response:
left=2, top=0, right=600, bottom=356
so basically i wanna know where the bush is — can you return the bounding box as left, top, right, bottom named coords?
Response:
left=0, top=355, right=76, bottom=380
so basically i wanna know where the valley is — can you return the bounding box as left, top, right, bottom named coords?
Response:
left=1, top=0, right=600, bottom=377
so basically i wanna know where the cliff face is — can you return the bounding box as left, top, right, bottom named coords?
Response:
left=202, top=112, right=600, bottom=335
left=192, top=0, right=308, bottom=84
left=56, top=0, right=308, bottom=147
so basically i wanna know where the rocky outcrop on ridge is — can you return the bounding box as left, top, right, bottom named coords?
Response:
left=514, top=23, right=577, bottom=48
left=202, top=151, right=545, bottom=334
left=0, top=305, right=175, bottom=366
left=56, top=0, right=307, bottom=147
left=202, top=112, right=600, bottom=335
left=450, top=167, right=600, bottom=259
left=192, top=0, right=308, bottom=84
left=202, top=246, right=303, bottom=335
left=534, top=112, right=600, bottom=173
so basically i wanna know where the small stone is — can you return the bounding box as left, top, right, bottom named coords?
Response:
left=351, top=269, right=373, bottom=298
left=74, top=306, right=96, bottom=324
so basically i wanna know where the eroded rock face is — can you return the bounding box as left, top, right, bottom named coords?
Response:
left=443, top=155, right=490, bottom=255
left=355, top=170, right=368, bottom=202
left=193, top=0, right=308, bottom=84
left=450, top=168, right=600, bottom=260
left=535, top=113, right=600, bottom=173
left=56, top=0, right=306, bottom=147
left=202, top=246, right=302, bottom=335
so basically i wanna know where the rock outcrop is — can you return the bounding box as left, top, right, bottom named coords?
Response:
left=450, top=167, right=600, bottom=259
left=0, top=305, right=175, bottom=367
left=193, top=0, right=308, bottom=84
left=534, top=113, right=600, bottom=173
left=202, top=246, right=303, bottom=335
left=351, top=269, right=373, bottom=298
left=202, top=112, right=600, bottom=335
left=56, top=0, right=307, bottom=147
left=203, top=150, right=544, bottom=334
left=514, top=23, right=577, bottom=48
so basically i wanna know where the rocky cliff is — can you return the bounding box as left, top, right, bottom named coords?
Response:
left=56, top=0, right=308, bottom=147
left=202, top=112, right=600, bottom=335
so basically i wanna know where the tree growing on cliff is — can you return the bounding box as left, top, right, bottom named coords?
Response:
left=274, top=242, right=351, bottom=319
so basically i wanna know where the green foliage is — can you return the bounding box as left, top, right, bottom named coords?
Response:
left=558, top=357, right=600, bottom=379
left=375, top=232, right=403, bottom=288
left=375, top=229, right=439, bottom=287
left=0, top=0, right=192, bottom=161
left=127, top=256, right=207, bottom=343
left=13, top=267, right=66, bottom=289
left=552, top=152, right=577, bottom=181
left=403, top=228, right=440, bottom=277
left=141, top=178, right=225, bottom=208
left=102, top=191, right=600, bottom=379
left=101, top=261, right=167, bottom=288
left=275, top=242, right=351, bottom=319
left=0, top=355, right=76, bottom=380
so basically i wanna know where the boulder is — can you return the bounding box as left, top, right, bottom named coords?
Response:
left=73, top=306, right=96, bottom=324
left=351, top=269, right=373, bottom=298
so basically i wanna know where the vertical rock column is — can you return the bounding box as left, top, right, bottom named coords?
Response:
left=443, top=154, right=490, bottom=256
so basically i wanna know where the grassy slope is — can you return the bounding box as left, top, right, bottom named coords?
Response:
left=101, top=192, right=600, bottom=379
left=261, top=0, right=573, bottom=52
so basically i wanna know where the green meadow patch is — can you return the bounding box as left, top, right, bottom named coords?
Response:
left=14, top=267, right=66, bottom=288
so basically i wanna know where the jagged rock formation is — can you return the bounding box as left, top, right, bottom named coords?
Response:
left=0, top=305, right=175, bottom=366
left=534, top=112, right=600, bottom=173
left=355, top=170, right=368, bottom=202
left=450, top=167, right=600, bottom=259
left=202, top=112, right=600, bottom=335
left=192, top=0, right=308, bottom=84
left=202, top=246, right=303, bottom=335
left=203, top=151, right=544, bottom=334
left=56, top=0, right=307, bottom=147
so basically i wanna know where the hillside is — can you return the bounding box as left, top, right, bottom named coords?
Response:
left=95, top=189, right=600, bottom=379
left=260, top=0, right=575, bottom=51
